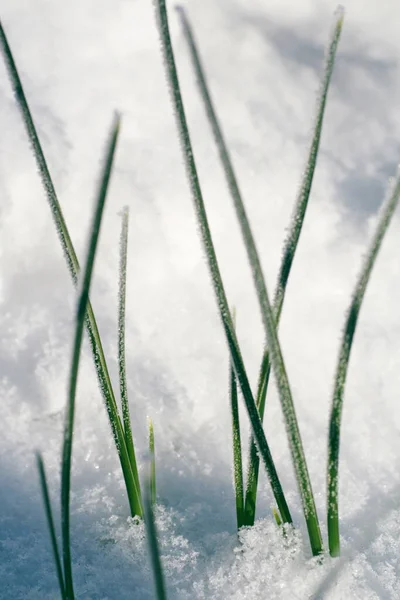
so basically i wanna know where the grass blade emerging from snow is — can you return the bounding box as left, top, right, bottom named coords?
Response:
left=230, top=308, right=244, bottom=529
left=118, top=206, right=143, bottom=513
left=0, top=20, right=141, bottom=519
left=61, top=114, right=121, bottom=599
left=144, top=469, right=167, bottom=600
left=36, top=453, right=66, bottom=600
left=327, top=170, right=400, bottom=557
left=149, top=418, right=156, bottom=506
left=244, top=7, right=344, bottom=529
left=153, top=0, right=292, bottom=526
left=177, top=6, right=343, bottom=544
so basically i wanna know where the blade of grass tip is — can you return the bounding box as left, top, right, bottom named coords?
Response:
left=243, top=6, right=344, bottom=529
left=118, top=205, right=143, bottom=515
left=143, top=468, right=168, bottom=600
left=149, top=418, right=156, bottom=506
left=153, top=0, right=292, bottom=526
left=230, top=307, right=244, bottom=530
left=0, top=21, right=140, bottom=518
left=327, top=169, right=400, bottom=557
left=177, top=5, right=343, bottom=539
left=61, top=114, right=120, bottom=599
left=272, top=507, right=282, bottom=528
left=36, top=453, right=66, bottom=600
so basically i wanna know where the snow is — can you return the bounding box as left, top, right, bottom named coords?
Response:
left=1, top=0, right=400, bottom=598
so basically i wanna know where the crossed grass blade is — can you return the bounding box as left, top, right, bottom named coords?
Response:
left=244, top=6, right=345, bottom=529
left=60, top=114, right=121, bottom=599
left=36, top=453, right=66, bottom=600
left=327, top=169, right=400, bottom=557
left=176, top=3, right=345, bottom=555
left=0, top=20, right=141, bottom=518
left=118, top=206, right=143, bottom=514
left=153, top=0, right=292, bottom=527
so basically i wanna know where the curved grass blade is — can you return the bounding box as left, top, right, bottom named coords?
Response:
left=243, top=354, right=271, bottom=525
left=61, top=114, right=121, bottom=598
left=153, top=0, right=292, bottom=526
left=143, top=467, right=167, bottom=600
left=244, top=7, right=344, bottom=527
left=327, top=170, right=400, bottom=557
left=118, top=206, right=143, bottom=514
left=36, top=453, right=66, bottom=600
left=148, top=418, right=156, bottom=506
left=0, top=20, right=140, bottom=518
left=177, top=6, right=343, bottom=541
left=230, top=308, right=244, bottom=529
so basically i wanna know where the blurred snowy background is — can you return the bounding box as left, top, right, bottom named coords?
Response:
left=1, top=0, right=400, bottom=598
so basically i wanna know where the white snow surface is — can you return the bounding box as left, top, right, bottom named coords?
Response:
left=1, top=0, right=400, bottom=598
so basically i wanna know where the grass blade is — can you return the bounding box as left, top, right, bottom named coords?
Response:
left=148, top=418, right=156, bottom=506
left=327, top=170, right=400, bottom=557
left=61, top=114, right=121, bottom=598
left=143, top=468, right=168, bottom=600
left=0, top=20, right=141, bottom=518
left=177, top=6, right=343, bottom=542
left=243, top=8, right=344, bottom=529
left=230, top=308, right=244, bottom=529
left=118, top=206, right=143, bottom=514
left=153, top=0, right=292, bottom=526
left=36, top=453, right=66, bottom=600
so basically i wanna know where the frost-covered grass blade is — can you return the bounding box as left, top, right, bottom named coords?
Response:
left=144, top=469, right=168, bottom=600
left=60, top=114, right=121, bottom=599
left=153, top=0, right=292, bottom=527
left=177, top=6, right=343, bottom=549
left=176, top=2, right=344, bottom=556
left=230, top=309, right=244, bottom=530
left=243, top=6, right=344, bottom=530
left=36, top=453, right=66, bottom=600
left=118, top=206, right=143, bottom=515
left=327, top=169, right=400, bottom=557
left=0, top=19, right=141, bottom=519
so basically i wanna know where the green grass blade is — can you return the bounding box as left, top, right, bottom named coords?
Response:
left=118, top=206, right=143, bottom=513
left=143, top=469, right=168, bottom=600
left=36, top=453, right=66, bottom=600
left=327, top=170, right=400, bottom=557
left=0, top=20, right=140, bottom=518
left=272, top=507, right=282, bottom=528
left=177, top=7, right=343, bottom=542
left=148, top=418, right=156, bottom=506
left=61, top=114, right=120, bottom=599
left=230, top=308, right=244, bottom=530
left=243, top=7, right=344, bottom=529
left=153, top=0, right=292, bottom=526
left=243, top=354, right=271, bottom=525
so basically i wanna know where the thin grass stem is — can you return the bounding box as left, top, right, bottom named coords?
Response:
left=177, top=6, right=343, bottom=544
left=118, top=206, right=143, bottom=513
left=61, top=114, right=121, bottom=599
left=153, top=0, right=292, bottom=526
left=327, top=170, right=400, bottom=557
left=36, top=453, right=66, bottom=600
left=242, top=7, right=344, bottom=530
left=143, top=470, right=167, bottom=600
left=0, top=20, right=141, bottom=518
left=230, top=308, right=244, bottom=529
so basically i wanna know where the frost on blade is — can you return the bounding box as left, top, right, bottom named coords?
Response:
left=275, top=8, right=343, bottom=316
left=327, top=168, right=400, bottom=556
